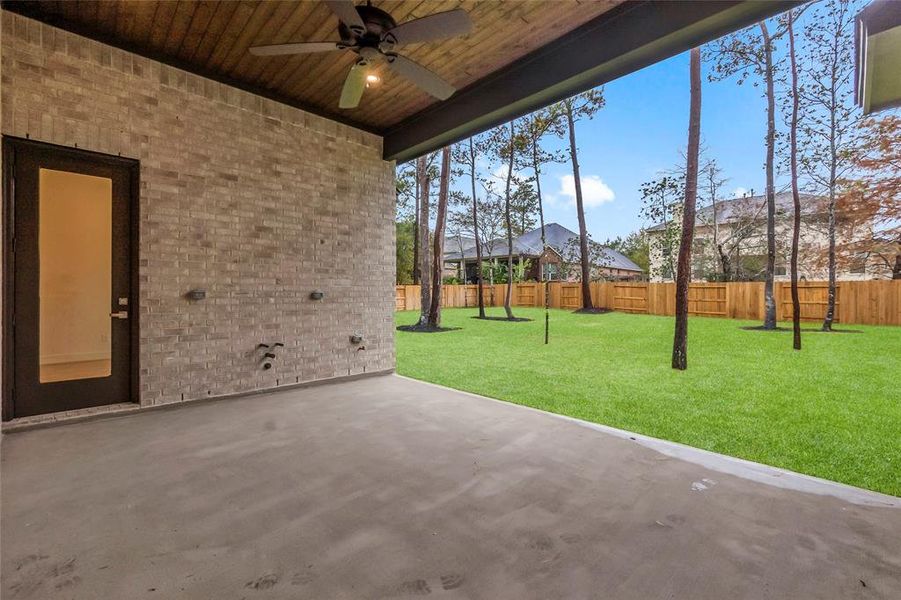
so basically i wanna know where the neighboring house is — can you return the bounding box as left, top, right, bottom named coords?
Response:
left=442, top=233, right=476, bottom=266
left=444, top=223, right=644, bottom=282
left=645, top=192, right=881, bottom=282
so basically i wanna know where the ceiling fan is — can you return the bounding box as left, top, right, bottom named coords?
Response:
left=249, top=1, right=472, bottom=109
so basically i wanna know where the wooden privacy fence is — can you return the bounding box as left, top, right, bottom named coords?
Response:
left=395, top=281, right=901, bottom=326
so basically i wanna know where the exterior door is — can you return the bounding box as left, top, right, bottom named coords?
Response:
left=5, top=138, right=137, bottom=419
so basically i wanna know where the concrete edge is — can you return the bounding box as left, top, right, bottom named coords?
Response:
left=394, top=374, right=900, bottom=508
left=1, top=369, right=396, bottom=434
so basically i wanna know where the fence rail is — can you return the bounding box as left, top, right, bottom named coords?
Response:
left=395, top=281, right=901, bottom=326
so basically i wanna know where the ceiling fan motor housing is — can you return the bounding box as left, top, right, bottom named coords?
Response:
left=338, top=4, right=397, bottom=48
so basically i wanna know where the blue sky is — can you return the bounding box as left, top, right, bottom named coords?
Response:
left=536, top=50, right=771, bottom=241
left=408, top=2, right=875, bottom=244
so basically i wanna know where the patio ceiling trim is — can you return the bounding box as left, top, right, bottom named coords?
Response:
left=855, top=0, right=901, bottom=114
left=382, top=0, right=800, bottom=163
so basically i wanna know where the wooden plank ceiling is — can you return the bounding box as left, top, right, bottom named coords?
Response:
left=12, top=0, right=623, bottom=132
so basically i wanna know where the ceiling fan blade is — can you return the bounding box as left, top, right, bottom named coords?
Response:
left=386, top=54, right=456, bottom=100
left=386, top=9, right=472, bottom=45
left=339, top=63, right=367, bottom=109
left=324, top=1, right=366, bottom=33
left=249, top=42, right=343, bottom=56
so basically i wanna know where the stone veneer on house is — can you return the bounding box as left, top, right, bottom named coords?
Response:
left=1, top=12, right=396, bottom=409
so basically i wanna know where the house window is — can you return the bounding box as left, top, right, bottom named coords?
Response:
left=542, top=263, right=561, bottom=281
left=850, top=253, right=867, bottom=274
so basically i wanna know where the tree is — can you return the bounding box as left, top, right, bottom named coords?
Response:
left=522, top=106, right=565, bottom=341
left=452, top=136, right=488, bottom=318
left=760, top=20, right=778, bottom=330
left=798, top=0, right=857, bottom=331
left=673, top=47, right=702, bottom=371
left=395, top=221, right=415, bottom=284
left=639, top=175, right=683, bottom=279
left=838, top=115, right=901, bottom=279
left=509, top=177, right=539, bottom=236
left=416, top=154, right=432, bottom=326
left=558, top=89, right=606, bottom=309
left=787, top=9, right=802, bottom=350
left=446, top=196, right=472, bottom=282
left=473, top=184, right=506, bottom=285
left=488, top=120, right=526, bottom=320
left=395, top=164, right=417, bottom=284
left=697, top=158, right=731, bottom=278
left=708, top=17, right=789, bottom=329
left=395, top=163, right=416, bottom=221
left=501, top=120, right=518, bottom=319
left=412, top=163, right=421, bottom=285
left=428, top=147, right=451, bottom=327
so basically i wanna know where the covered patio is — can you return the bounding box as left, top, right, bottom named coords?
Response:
left=3, top=1, right=900, bottom=598
left=3, top=375, right=899, bottom=599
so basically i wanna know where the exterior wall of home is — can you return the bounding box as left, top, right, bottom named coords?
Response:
left=1, top=12, right=396, bottom=408
left=647, top=218, right=879, bottom=282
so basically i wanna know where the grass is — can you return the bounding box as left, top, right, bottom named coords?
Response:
left=396, top=307, right=901, bottom=496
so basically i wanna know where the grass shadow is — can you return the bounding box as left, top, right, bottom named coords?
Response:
left=396, top=325, right=462, bottom=333
left=471, top=316, right=533, bottom=322
left=739, top=326, right=864, bottom=334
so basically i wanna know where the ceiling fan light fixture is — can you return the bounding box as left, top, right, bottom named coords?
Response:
left=366, top=74, right=380, bottom=84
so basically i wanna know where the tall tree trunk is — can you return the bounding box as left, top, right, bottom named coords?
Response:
left=717, top=245, right=732, bottom=280
left=760, top=22, right=777, bottom=330
left=711, top=186, right=722, bottom=278
left=417, top=157, right=431, bottom=326
left=412, top=159, right=421, bottom=285
left=566, top=100, right=593, bottom=309
left=502, top=121, right=516, bottom=319
left=429, top=147, right=451, bottom=327
left=470, top=138, right=486, bottom=318
left=533, top=137, right=550, bottom=344
left=672, top=47, right=702, bottom=370
left=456, top=235, right=465, bottom=282
left=822, top=189, right=837, bottom=330
left=788, top=11, right=802, bottom=350
left=822, top=18, right=845, bottom=331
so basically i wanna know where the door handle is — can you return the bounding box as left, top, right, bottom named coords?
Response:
left=110, top=311, right=129, bottom=319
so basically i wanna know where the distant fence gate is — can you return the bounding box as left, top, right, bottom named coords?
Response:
left=395, top=281, right=901, bottom=326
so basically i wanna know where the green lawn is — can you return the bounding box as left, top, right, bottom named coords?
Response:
left=396, top=308, right=901, bottom=496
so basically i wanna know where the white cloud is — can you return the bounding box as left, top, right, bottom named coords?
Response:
left=557, top=174, right=615, bottom=208
left=732, top=186, right=749, bottom=198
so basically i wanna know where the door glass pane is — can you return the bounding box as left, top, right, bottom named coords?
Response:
left=39, top=168, right=112, bottom=383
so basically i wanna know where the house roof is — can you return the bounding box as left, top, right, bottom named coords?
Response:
left=3, top=1, right=796, bottom=162
left=443, top=234, right=476, bottom=251
left=445, top=223, right=643, bottom=272
left=645, top=192, right=826, bottom=232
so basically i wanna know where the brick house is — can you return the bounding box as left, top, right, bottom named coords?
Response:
left=645, top=192, right=885, bottom=282
left=444, top=223, right=644, bottom=283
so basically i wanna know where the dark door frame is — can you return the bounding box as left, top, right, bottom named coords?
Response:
left=2, top=136, right=141, bottom=421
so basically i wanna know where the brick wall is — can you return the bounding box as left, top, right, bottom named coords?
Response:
left=1, top=12, right=396, bottom=407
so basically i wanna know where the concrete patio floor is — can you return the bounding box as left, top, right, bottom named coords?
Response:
left=2, top=374, right=899, bottom=599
